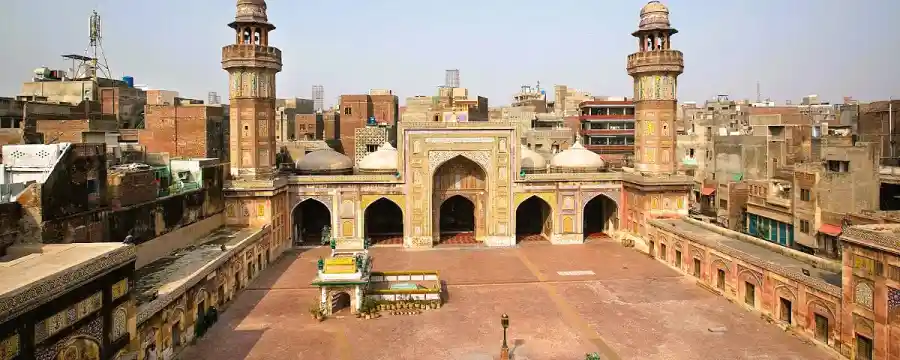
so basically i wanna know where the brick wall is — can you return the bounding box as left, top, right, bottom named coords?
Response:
left=141, top=104, right=224, bottom=158
left=36, top=119, right=91, bottom=143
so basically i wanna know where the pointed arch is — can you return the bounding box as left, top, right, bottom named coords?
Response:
left=582, top=193, right=618, bottom=239
left=363, top=197, right=404, bottom=244
left=515, top=195, right=553, bottom=242
left=291, top=197, right=333, bottom=245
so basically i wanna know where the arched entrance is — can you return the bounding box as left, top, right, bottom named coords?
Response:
left=364, top=198, right=404, bottom=245
left=292, top=199, right=332, bottom=245
left=433, top=156, right=485, bottom=244
left=516, top=196, right=552, bottom=242
left=331, top=291, right=351, bottom=314
left=439, top=195, right=475, bottom=232
left=583, top=194, right=618, bottom=240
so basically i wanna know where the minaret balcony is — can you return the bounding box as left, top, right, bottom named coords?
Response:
left=626, top=50, right=684, bottom=75
left=222, top=44, right=282, bottom=71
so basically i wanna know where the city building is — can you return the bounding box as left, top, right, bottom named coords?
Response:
left=138, top=101, right=227, bottom=159
left=578, top=98, right=635, bottom=166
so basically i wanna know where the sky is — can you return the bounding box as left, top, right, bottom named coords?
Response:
left=2, top=0, right=898, bottom=107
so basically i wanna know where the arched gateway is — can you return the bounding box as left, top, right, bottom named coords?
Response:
left=433, top=156, right=486, bottom=244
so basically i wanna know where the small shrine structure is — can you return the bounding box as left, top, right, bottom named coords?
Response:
left=311, top=240, right=373, bottom=315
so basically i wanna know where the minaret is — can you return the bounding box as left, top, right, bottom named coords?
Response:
left=627, top=1, right=683, bottom=174
left=222, top=0, right=282, bottom=179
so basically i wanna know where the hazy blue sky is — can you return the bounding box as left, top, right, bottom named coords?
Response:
left=2, top=0, right=898, bottom=106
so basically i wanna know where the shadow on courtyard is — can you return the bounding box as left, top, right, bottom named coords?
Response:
left=180, top=247, right=319, bottom=359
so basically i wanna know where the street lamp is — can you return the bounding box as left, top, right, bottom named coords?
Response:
left=500, top=314, right=510, bottom=360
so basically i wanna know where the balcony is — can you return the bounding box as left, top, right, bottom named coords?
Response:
left=582, top=129, right=634, bottom=136
left=583, top=144, right=633, bottom=152
left=579, top=114, right=634, bottom=121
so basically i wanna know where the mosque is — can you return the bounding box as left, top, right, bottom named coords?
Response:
left=222, top=0, right=691, bottom=250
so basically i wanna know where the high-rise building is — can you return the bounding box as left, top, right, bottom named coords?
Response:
left=444, top=69, right=460, bottom=88
left=627, top=0, right=684, bottom=174
left=312, top=85, right=324, bottom=111
left=222, top=0, right=282, bottom=179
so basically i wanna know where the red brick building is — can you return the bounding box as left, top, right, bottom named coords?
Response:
left=339, top=94, right=398, bottom=160
left=139, top=103, right=226, bottom=159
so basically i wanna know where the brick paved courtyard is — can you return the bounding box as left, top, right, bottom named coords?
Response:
left=179, top=242, right=837, bottom=360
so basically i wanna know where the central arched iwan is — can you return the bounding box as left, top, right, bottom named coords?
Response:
left=433, top=156, right=486, bottom=244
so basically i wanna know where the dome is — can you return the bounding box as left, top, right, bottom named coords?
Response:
left=358, top=142, right=398, bottom=173
left=637, top=1, right=674, bottom=32
left=231, top=0, right=273, bottom=28
left=520, top=145, right=547, bottom=170
left=295, top=147, right=353, bottom=174
left=550, top=141, right=606, bottom=171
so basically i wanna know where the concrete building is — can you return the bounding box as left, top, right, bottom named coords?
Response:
left=19, top=77, right=146, bottom=130
left=578, top=98, right=635, bottom=166
left=553, top=85, right=592, bottom=117
left=792, top=136, right=880, bottom=258
left=275, top=97, right=314, bottom=142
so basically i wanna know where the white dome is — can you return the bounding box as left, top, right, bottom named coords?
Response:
left=296, top=147, right=353, bottom=173
left=358, top=142, right=398, bottom=172
left=550, top=141, right=606, bottom=170
left=520, top=145, right=547, bottom=169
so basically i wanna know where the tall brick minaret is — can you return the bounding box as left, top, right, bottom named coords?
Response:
left=222, top=0, right=282, bottom=179
left=627, top=1, right=683, bottom=174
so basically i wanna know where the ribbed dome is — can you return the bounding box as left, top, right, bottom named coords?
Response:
left=358, top=142, right=398, bottom=172
left=550, top=141, right=606, bottom=171
left=520, top=145, right=547, bottom=170
left=296, top=147, right=353, bottom=174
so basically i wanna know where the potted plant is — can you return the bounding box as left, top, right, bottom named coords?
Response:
left=308, top=302, right=324, bottom=321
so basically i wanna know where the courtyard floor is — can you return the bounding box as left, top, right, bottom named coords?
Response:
left=179, top=241, right=836, bottom=360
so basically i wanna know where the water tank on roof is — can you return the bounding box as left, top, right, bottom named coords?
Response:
left=34, top=67, right=51, bottom=78
left=122, top=76, right=134, bottom=88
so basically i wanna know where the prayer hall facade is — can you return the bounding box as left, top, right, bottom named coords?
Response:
left=222, top=0, right=692, bottom=250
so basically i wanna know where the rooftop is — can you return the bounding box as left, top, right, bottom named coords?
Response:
left=652, top=219, right=841, bottom=291
left=0, top=243, right=135, bottom=322
left=134, top=227, right=260, bottom=306
left=843, top=224, right=900, bottom=255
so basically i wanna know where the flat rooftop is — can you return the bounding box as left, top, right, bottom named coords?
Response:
left=134, top=227, right=261, bottom=306
left=655, top=219, right=842, bottom=288
left=0, top=243, right=131, bottom=298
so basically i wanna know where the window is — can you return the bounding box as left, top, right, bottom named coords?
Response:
left=688, top=148, right=695, bottom=157
left=856, top=334, right=873, bottom=360
left=366, top=144, right=378, bottom=153
left=814, top=314, right=829, bottom=343
left=745, top=282, right=756, bottom=306
left=827, top=160, right=850, bottom=173
left=660, top=243, right=667, bottom=260
left=719, top=199, right=728, bottom=210
left=800, top=220, right=810, bottom=234
left=716, top=269, right=726, bottom=290
left=344, top=107, right=352, bottom=115
left=852, top=254, right=882, bottom=276
left=800, top=188, right=811, bottom=201
left=692, top=258, right=701, bottom=277
left=779, top=297, right=792, bottom=324
left=675, top=250, right=682, bottom=268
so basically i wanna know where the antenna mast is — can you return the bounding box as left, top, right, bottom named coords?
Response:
left=87, top=10, right=111, bottom=80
